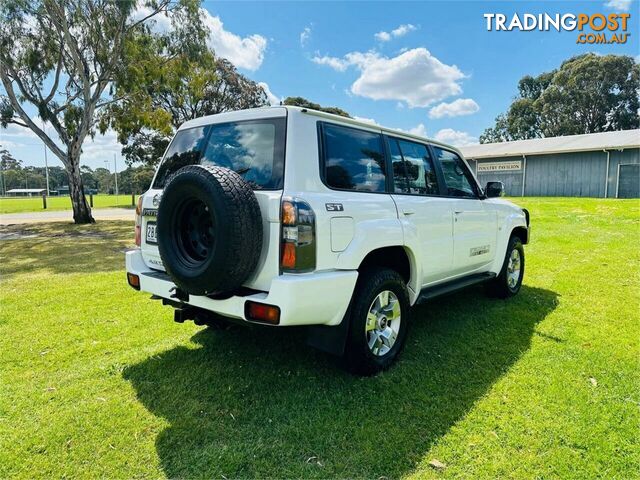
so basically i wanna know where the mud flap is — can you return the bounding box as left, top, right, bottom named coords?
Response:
left=305, top=305, right=351, bottom=356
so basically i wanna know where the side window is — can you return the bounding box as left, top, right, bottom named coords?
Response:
left=388, top=139, right=410, bottom=194
left=397, top=139, right=439, bottom=195
left=322, top=123, right=386, bottom=192
left=433, top=147, right=478, bottom=198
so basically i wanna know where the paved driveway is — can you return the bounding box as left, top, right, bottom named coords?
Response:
left=0, top=208, right=134, bottom=225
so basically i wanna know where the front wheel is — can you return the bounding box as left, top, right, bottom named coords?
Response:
left=343, top=268, right=410, bottom=376
left=488, top=236, right=525, bottom=298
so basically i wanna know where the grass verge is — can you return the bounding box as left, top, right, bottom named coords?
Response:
left=0, top=198, right=638, bottom=478
left=0, top=194, right=137, bottom=214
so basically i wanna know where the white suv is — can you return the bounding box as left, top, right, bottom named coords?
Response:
left=126, top=106, right=530, bottom=375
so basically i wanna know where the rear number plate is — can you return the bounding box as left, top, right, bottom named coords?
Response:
left=146, top=222, right=157, bottom=244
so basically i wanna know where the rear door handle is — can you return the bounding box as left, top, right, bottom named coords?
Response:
left=454, top=210, right=464, bottom=214
left=402, top=209, right=415, bottom=216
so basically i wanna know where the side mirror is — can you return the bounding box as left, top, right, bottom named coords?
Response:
left=485, top=181, right=505, bottom=198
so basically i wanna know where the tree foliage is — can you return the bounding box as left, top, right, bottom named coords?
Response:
left=1, top=146, right=22, bottom=170
left=283, top=96, right=351, bottom=117
left=480, top=54, right=639, bottom=143
left=0, top=159, right=153, bottom=194
left=107, top=49, right=269, bottom=167
left=0, top=0, right=204, bottom=222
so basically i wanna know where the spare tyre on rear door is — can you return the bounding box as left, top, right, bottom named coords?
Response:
left=156, top=164, right=263, bottom=296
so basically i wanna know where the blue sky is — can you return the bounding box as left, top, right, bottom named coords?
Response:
left=1, top=0, right=638, bottom=171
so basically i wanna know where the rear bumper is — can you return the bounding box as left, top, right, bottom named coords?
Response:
left=125, top=249, right=358, bottom=326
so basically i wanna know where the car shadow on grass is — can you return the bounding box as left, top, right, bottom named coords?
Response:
left=124, top=285, right=558, bottom=479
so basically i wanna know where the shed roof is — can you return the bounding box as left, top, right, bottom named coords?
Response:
left=460, top=129, right=640, bottom=159
left=6, top=188, right=46, bottom=193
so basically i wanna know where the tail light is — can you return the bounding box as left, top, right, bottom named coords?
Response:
left=280, top=197, right=316, bottom=272
left=135, top=195, right=143, bottom=246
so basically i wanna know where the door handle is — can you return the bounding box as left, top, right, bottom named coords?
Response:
left=402, top=209, right=415, bottom=216
left=454, top=210, right=464, bottom=214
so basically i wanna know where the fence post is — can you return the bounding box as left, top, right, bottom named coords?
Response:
left=131, top=192, right=135, bottom=206
left=89, top=193, right=94, bottom=207
left=42, top=193, right=47, bottom=210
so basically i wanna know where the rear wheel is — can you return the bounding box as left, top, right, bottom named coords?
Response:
left=343, top=268, right=410, bottom=375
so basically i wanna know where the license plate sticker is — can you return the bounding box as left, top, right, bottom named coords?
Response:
left=146, top=222, right=157, bottom=244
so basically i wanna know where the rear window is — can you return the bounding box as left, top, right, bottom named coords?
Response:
left=321, top=123, right=386, bottom=192
left=152, top=118, right=285, bottom=189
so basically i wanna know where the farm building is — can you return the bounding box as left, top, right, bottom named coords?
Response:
left=460, top=129, right=640, bottom=198
left=5, top=188, right=46, bottom=197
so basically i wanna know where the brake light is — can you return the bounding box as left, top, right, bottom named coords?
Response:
left=135, top=195, right=143, bottom=246
left=280, top=197, right=316, bottom=272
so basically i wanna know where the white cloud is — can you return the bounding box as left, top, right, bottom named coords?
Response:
left=604, top=0, right=632, bottom=11
left=408, top=123, right=428, bottom=137
left=0, top=139, right=24, bottom=148
left=375, top=24, right=417, bottom=42
left=81, top=129, right=122, bottom=162
left=354, top=116, right=377, bottom=124
left=258, top=82, right=281, bottom=106
left=434, top=128, right=478, bottom=146
left=353, top=49, right=464, bottom=107
left=312, top=54, right=351, bottom=72
left=300, top=26, right=312, bottom=47
left=132, top=7, right=267, bottom=71
left=428, top=98, right=480, bottom=119
left=131, top=7, right=173, bottom=32
left=313, top=48, right=465, bottom=108
left=1, top=123, right=40, bottom=140
left=201, top=11, right=266, bottom=71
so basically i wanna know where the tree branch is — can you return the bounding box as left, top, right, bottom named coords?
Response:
left=0, top=63, right=67, bottom=163
left=43, top=49, right=64, bottom=104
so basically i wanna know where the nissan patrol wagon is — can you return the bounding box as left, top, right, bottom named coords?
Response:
left=126, top=106, right=530, bottom=375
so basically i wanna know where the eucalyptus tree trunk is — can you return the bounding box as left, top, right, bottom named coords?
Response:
left=67, top=157, right=94, bottom=224
left=0, top=0, right=199, bottom=224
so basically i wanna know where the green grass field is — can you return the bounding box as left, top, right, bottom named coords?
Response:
left=0, top=198, right=638, bottom=479
left=0, top=194, right=137, bottom=214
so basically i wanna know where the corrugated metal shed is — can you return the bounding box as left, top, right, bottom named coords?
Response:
left=460, top=129, right=640, bottom=159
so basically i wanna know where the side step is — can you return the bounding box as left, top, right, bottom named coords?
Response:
left=416, top=272, right=496, bottom=304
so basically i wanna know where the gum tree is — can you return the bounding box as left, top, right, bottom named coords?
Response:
left=0, top=0, right=203, bottom=223
left=481, top=54, right=639, bottom=143
left=108, top=54, right=269, bottom=168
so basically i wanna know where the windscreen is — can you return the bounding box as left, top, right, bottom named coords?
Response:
left=152, top=117, right=286, bottom=190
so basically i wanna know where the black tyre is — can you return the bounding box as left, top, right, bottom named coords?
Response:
left=487, top=235, right=525, bottom=298
left=343, top=268, right=410, bottom=376
left=156, top=165, right=262, bottom=296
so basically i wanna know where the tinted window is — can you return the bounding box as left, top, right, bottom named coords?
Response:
left=201, top=121, right=284, bottom=189
left=396, top=139, right=439, bottom=195
left=322, top=123, right=386, bottom=192
left=389, top=139, right=410, bottom=194
left=433, top=147, right=478, bottom=198
left=152, top=118, right=285, bottom=189
left=153, top=126, right=207, bottom=188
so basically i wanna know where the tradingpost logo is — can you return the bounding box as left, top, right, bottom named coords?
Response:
left=483, top=12, right=631, bottom=44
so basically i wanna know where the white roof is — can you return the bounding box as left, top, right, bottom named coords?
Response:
left=180, top=106, right=459, bottom=153
left=6, top=188, right=46, bottom=193
left=460, top=129, right=640, bottom=159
